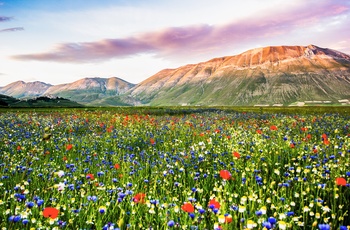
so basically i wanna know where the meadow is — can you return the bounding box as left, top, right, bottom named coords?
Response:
left=0, top=107, right=349, bottom=229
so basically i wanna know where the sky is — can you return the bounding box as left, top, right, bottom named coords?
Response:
left=1, top=0, right=350, bottom=86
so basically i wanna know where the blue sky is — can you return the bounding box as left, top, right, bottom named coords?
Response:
left=1, top=0, right=350, bottom=86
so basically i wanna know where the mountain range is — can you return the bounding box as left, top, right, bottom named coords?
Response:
left=1, top=44, right=350, bottom=106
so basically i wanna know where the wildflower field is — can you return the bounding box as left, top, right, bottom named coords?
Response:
left=0, top=107, right=349, bottom=230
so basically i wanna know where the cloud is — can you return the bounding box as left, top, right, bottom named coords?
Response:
left=0, top=16, right=12, bottom=22
left=12, top=0, right=350, bottom=63
left=1, top=16, right=23, bottom=33
left=0, top=27, right=24, bottom=32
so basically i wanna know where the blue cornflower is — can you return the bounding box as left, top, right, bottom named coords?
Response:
left=9, top=215, right=21, bottom=223
left=22, top=219, right=29, bottom=225
left=87, top=195, right=98, bottom=202
left=167, top=220, right=175, bottom=227
left=286, top=211, right=294, bottom=217
left=213, top=208, right=219, bottom=214
left=268, top=217, right=276, bottom=224
left=189, top=213, right=195, bottom=219
left=26, top=201, right=35, bottom=209
left=37, top=199, right=44, bottom=207
left=125, top=190, right=133, bottom=195
left=318, top=224, right=330, bottom=230
left=262, top=221, right=272, bottom=229
left=118, top=192, right=126, bottom=199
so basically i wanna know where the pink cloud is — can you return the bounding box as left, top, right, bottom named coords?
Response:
left=12, top=0, right=350, bottom=62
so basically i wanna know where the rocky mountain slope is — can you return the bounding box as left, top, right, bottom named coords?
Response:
left=129, top=45, right=350, bottom=105
left=0, top=81, right=52, bottom=98
left=43, top=77, right=135, bottom=105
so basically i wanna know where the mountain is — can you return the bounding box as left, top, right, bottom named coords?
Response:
left=0, top=77, right=135, bottom=106
left=129, top=45, right=350, bottom=105
left=1, top=44, right=350, bottom=106
left=0, top=81, right=52, bottom=98
left=43, top=77, right=135, bottom=105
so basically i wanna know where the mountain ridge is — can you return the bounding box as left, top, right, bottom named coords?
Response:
left=1, top=44, right=350, bottom=106
left=129, top=44, right=350, bottom=105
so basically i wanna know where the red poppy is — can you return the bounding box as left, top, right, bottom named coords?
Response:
left=290, top=143, right=295, bottom=148
left=233, top=152, right=240, bottom=159
left=336, top=177, right=347, bottom=186
left=150, top=138, right=155, bottom=145
left=270, top=125, right=278, bottom=131
left=63, top=156, right=67, bottom=161
left=301, top=127, right=308, bottom=132
left=43, top=207, right=59, bottom=219
left=220, top=170, right=231, bottom=180
left=86, top=173, right=94, bottom=180
left=114, top=163, right=120, bottom=170
left=225, top=215, right=233, bottom=223
left=66, top=144, right=73, bottom=151
left=256, top=129, right=263, bottom=134
left=181, top=202, right=195, bottom=213
left=17, top=145, right=21, bottom=151
left=322, top=133, right=328, bottom=140
left=323, top=139, right=330, bottom=145
left=133, top=193, right=146, bottom=203
left=208, top=198, right=221, bottom=209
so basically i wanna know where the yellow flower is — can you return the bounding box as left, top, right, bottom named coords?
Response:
left=278, top=221, right=287, bottom=229
left=239, top=205, right=246, bottom=213
left=260, top=206, right=267, bottom=214
left=247, top=220, right=257, bottom=229
left=218, top=215, right=225, bottom=223
left=303, top=206, right=310, bottom=212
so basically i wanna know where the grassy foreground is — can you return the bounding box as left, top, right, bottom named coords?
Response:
left=0, top=107, right=349, bottom=229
